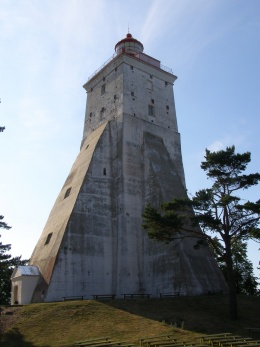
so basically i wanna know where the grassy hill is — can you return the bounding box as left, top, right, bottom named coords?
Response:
left=0, top=295, right=259, bottom=347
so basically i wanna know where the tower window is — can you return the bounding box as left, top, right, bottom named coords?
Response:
left=103, top=77, right=105, bottom=81
left=90, top=112, right=92, bottom=117
left=150, top=75, right=153, bottom=79
left=45, top=233, right=53, bottom=245
left=114, top=94, right=117, bottom=100
left=151, top=99, right=154, bottom=104
left=103, top=168, right=106, bottom=176
left=165, top=81, right=168, bottom=86
left=101, top=84, right=106, bottom=95
left=64, top=187, right=71, bottom=199
left=131, top=91, right=134, bottom=96
left=115, top=67, right=117, bottom=72
left=166, top=105, right=169, bottom=110
left=130, top=66, right=133, bottom=70
left=148, top=105, right=155, bottom=116
left=90, top=87, right=93, bottom=92
left=101, top=107, right=105, bottom=113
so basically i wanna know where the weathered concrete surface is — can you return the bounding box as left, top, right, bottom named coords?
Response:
left=29, top=122, right=108, bottom=301
left=29, top=38, right=227, bottom=302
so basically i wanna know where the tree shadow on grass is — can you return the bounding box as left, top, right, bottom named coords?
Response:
left=99, top=295, right=260, bottom=336
left=0, top=327, right=49, bottom=347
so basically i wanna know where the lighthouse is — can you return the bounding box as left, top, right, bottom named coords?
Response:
left=11, top=33, right=227, bottom=304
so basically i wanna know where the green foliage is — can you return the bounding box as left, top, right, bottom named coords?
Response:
left=192, top=146, right=260, bottom=243
left=0, top=215, right=11, bottom=230
left=211, top=238, right=258, bottom=295
left=0, top=216, right=12, bottom=266
left=142, top=146, right=260, bottom=319
left=0, top=215, right=28, bottom=305
left=142, top=201, right=191, bottom=243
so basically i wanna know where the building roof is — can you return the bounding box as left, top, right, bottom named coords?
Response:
left=11, top=265, right=41, bottom=278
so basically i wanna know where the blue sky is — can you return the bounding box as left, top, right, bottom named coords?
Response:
left=0, top=0, right=259, bottom=276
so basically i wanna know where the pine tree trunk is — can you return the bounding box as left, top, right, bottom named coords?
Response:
left=225, top=240, right=238, bottom=320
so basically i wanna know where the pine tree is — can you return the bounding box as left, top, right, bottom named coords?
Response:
left=211, top=238, right=258, bottom=295
left=0, top=216, right=28, bottom=304
left=143, top=146, right=260, bottom=319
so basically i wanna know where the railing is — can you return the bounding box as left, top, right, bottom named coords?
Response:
left=87, top=52, right=117, bottom=81
left=87, top=50, right=173, bottom=81
left=160, top=64, right=173, bottom=74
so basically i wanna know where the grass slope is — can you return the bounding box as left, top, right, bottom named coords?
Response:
left=1, top=295, right=259, bottom=347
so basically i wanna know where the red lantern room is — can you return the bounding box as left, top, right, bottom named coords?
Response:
left=115, top=33, right=144, bottom=55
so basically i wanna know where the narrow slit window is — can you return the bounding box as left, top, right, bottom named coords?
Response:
left=45, top=232, right=53, bottom=245
left=101, top=84, right=106, bottom=95
left=148, top=104, right=155, bottom=117
left=64, top=187, right=71, bottom=199
left=130, top=66, right=133, bottom=70
left=131, top=91, right=134, bottom=96
left=103, top=168, right=106, bottom=176
left=150, top=74, right=153, bottom=79
left=114, top=94, right=117, bottom=100
left=151, top=99, right=154, bottom=104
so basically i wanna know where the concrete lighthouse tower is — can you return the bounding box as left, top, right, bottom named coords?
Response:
left=12, top=33, right=227, bottom=304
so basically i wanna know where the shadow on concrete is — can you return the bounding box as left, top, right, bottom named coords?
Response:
left=0, top=328, right=50, bottom=347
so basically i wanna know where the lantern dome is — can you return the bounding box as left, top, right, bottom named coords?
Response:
left=115, top=33, right=144, bottom=55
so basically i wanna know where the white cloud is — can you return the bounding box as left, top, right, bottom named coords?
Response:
left=138, top=0, right=243, bottom=71
left=140, top=0, right=182, bottom=47
left=0, top=4, right=30, bottom=38
left=207, top=140, right=228, bottom=152
left=207, top=132, right=247, bottom=152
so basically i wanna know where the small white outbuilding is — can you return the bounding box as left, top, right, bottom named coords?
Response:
left=11, top=266, right=40, bottom=305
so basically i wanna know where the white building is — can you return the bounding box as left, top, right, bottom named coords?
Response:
left=11, top=266, right=40, bottom=305
left=12, top=33, right=227, bottom=303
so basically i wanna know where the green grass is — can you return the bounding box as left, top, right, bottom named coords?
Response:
left=1, top=295, right=260, bottom=347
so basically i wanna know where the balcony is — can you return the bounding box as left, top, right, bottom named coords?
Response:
left=87, top=49, right=173, bottom=81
